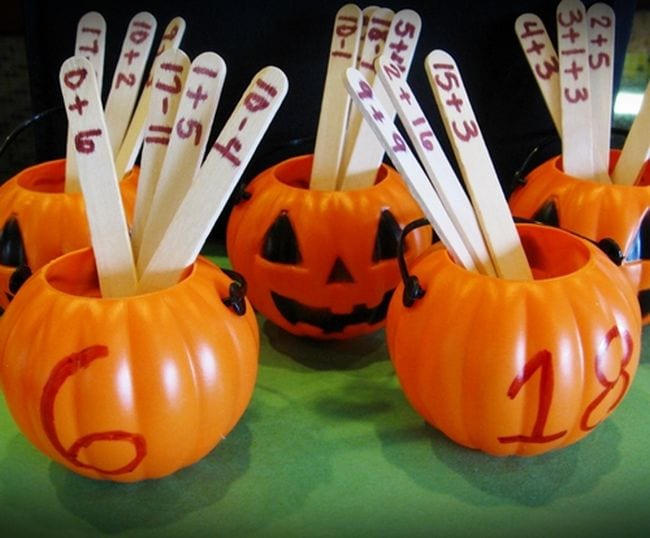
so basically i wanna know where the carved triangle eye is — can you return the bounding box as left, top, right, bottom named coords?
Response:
left=532, top=200, right=559, bottom=227
left=327, top=257, right=355, bottom=283
left=262, top=210, right=302, bottom=264
left=373, top=209, right=402, bottom=262
left=625, top=211, right=650, bottom=262
left=0, top=216, right=27, bottom=267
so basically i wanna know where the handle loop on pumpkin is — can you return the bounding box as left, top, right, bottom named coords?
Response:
left=0, top=106, right=64, bottom=162
left=511, top=127, right=630, bottom=191
left=220, top=268, right=248, bottom=315
left=513, top=217, right=625, bottom=266
left=398, top=218, right=429, bottom=308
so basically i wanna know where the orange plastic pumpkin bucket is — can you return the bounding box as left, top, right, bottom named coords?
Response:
left=0, top=248, right=259, bottom=482
left=386, top=222, right=641, bottom=456
left=226, top=153, right=432, bottom=340
left=509, top=149, right=650, bottom=323
left=0, top=159, right=138, bottom=311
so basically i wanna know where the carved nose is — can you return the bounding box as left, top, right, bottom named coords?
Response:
left=327, top=257, right=355, bottom=284
left=0, top=216, right=27, bottom=267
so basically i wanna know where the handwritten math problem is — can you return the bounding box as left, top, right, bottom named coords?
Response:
left=131, top=49, right=190, bottom=256
left=338, top=9, right=421, bottom=189
left=104, top=12, right=157, bottom=155
left=515, top=13, right=561, bottom=133
left=136, top=66, right=288, bottom=293
left=60, top=57, right=138, bottom=297
left=557, top=0, right=598, bottom=180
left=115, top=17, right=186, bottom=177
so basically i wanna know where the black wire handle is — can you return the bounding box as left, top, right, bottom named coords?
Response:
left=0, top=106, right=64, bottom=162
left=397, top=218, right=430, bottom=308
left=511, top=127, right=631, bottom=190
left=220, top=268, right=248, bottom=316
left=513, top=216, right=625, bottom=266
left=397, top=216, right=625, bottom=310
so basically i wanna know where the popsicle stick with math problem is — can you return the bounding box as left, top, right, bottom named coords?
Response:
left=59, top=57, right=138, bottom=297
left=515, top=13, right=561, bottom=135
left=557, top=0, right=598, bottom=181
left=344, top=68, right=477, bottom=272
left=310, top=4, right=362, bottom=191
left=587, top=3, right=615, bottom=182
left=136, top=66, right=288, bottom=293
left=358, top=5, right=378, bottom=53
left=338, top=9, right=420, bottom=190
left=136, top=51, right=226, bottom=269
left=339, top=7, right=393, bottom=182
left=355, top=5, right=378, bottom=71
left=104, top=12, right=157, bottom=156
left=426, top=50, right=532, bottom=280
left=376, top=56, right=496, bottom=277
left=65, top=11, right=106, bottom=193
left=115, top=16, right=186, bottom=177
left=131, top=48, right=190, bottom=257
left=612, top=81, right=650, bottom=186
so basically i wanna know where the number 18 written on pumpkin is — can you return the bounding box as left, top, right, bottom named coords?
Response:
left=498, top=324, right=634, bottom=445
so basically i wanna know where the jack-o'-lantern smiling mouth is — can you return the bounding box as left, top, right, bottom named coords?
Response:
left=270, top=289, right=394, bottom=333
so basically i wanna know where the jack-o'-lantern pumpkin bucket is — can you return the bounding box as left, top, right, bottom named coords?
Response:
left=509, top=150, right=650, bottom=324
left=0, top=247, right=259, bottom=482
left=226, top=154, right=433, bottom=340
left=386, top=222, right=641, bottom=456
left=0, top=159, right=138, bottom=311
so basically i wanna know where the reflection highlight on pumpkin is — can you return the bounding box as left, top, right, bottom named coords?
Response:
left=509, top=150, right=650, bottom=323
left=386, top=223, right=641, bottom=456
left=226, top=154, right=433, bottom=340
left=0, top=248, right=259, bottom=482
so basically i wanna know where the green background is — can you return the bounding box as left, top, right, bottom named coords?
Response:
left=1, top=252, right=649, bottom=538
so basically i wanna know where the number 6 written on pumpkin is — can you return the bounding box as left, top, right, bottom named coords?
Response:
left=40, top=345, right=147, bottom=475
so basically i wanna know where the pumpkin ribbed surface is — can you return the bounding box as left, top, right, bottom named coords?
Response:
left=386, top=224, right=641, bottom=456
left=0, top=249, right=259, bottom=481
left=226, top=154, right=431, bottom=339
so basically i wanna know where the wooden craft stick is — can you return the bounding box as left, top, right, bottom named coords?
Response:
left=587, top=3, right=615, bottom=183
left=310, top=4, right=362, bottom=191
left=557, top=0, right=597, bottom=180
left=376, top=56, right=496, bottom=277
left=612, top=81, right=650, bottom=186
left=115, top=16, right=186, bottom=177
left=65, top=11, right=106, bottom=193
left=425, top=50, right=532, bottom=280
left=356, top=6, right=378, bottom=62
left=59, top=57, right=138, bottom=297
left=131, top=48, right=190, bottom=257
left=136, top=66, right=288, bottom=292
left=347, top=6, right=393, bottom=133
left=104, top=12, right=157, bottom=157
left=338, top=9, right=420, bottom=190
left=344, top=68, right=477, bottom=272
left=136, top=52, right=226, bottom=269
left=339, top=8, right=394, bottom=179
left=514, top=13, right=562, bottom=135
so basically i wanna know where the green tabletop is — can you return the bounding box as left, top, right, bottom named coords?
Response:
left=1, top=251, right=649, bottom=538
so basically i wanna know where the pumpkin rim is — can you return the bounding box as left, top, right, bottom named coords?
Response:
left=544, top=148, right=649, bottom=186
left=13, top=158, right=70, bottom=195
left=10, top=159, right=139, bottom=196
left=40, top=247, right=200, bottom=302
left=263, top=153, right=396, bottom=194
left=411, top=223, right=601, bottom=285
